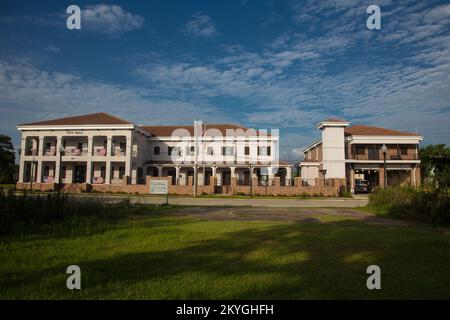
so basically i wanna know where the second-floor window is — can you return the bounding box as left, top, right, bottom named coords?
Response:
left=207, top=147, right=214, bottom=155
left=154, top=146, right=160, bottom=155
left=222, top=146, right=234, bottom=156
left=258, top=146, right=271, bottom=156
left=400, top=146, right=408, bottom=155
left=356, top=146, right=365, bottom=155
left=244, top=146, right=250, bottom=155
left=168, top=146, right=181, bottom=156
left=186, top=146, right=195, bottom=155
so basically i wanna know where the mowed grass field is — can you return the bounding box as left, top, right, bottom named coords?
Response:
left=1, top=205, right=450, bottom=299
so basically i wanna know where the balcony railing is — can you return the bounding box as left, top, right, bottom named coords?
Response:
left=26, top=148, right=38, bottom=156
left=94, top=148, right=107, bottom=156
left=45, top=147, right=56, bottom=156
left=112, top=149, right=126, bottom=156
left=92, top=176, right=104, bottom=184
left=43, top=176, right=54, bottom=183
left=64, top=148, right=87, bottom=156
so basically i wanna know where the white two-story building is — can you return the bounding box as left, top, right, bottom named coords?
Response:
left=17, top=112, right=293, bottom=191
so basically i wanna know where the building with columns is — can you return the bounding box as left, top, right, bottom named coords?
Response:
left=300, top=119, right=423, bottom=192
left=16, top=113, right=293, bottom=193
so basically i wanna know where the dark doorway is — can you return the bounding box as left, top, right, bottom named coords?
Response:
left=74, top=165, right=86, bottom=183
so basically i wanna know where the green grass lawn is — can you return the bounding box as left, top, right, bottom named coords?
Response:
left=1, top=206, right=450, bottom=299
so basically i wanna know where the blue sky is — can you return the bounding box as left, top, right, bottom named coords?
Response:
left=0, top=0, right=449, bottom=161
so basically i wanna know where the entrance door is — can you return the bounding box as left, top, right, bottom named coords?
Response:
left=222, top=171, right=231, bottom=185
left=74, top=165, right=86, bottom=183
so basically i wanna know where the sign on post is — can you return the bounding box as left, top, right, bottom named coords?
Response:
left=149, top=179, right=169, bottom=204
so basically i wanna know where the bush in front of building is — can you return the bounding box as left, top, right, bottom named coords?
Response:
left=0, top=191, right=169, bottom=236
left=368, top=187, right=450, bottom=226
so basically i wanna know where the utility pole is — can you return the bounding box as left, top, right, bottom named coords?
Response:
left=30, top=159, right=34, bottom=193
left=58, top=145, right=65, bottom=196
left=193, top=120, right=201, bottom=197
left=249, top=164, right=253, bottom=197
left=381, top=144, right=388, bottom=188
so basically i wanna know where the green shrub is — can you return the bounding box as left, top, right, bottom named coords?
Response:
left=0, top=191, right=163, bottom=236
left=369, top=187, right=450, bottom=226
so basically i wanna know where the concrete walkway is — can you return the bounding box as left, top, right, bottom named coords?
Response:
left=65, top=194, right=368, bottom=208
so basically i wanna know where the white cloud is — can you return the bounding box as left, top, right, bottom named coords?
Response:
left=423, top=4, right=450, bottom=23
left=81, top=4, right=145, bottom=37
left=130, top=1, right=450, bottom=146
left=0, top=59, right=230, bottom=146
left=184, top=13, right=219, bottom=38
left=43, top=45, right=60, bottom=53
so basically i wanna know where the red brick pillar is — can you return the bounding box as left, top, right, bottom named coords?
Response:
left=231, top=177, right=237, bottom=195
left=210, top=176, right=217, bottom=194
left=274, top=176, right=280, bottom=187
left=379, top=167, right=385, bottom=188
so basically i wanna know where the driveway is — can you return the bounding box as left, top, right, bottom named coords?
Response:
left=173, top=206, right=406, bottom=226
left=105, top=195, right=368, bottom=208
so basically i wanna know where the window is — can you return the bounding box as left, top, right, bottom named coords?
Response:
left=244, top=146, right=250, bottom=155
left=119, top=167, right=125, bottom=179
left=186, top=146, right=195, bottom=155
left=61, top=166, right=66, bottom=179
left=400, top=146, right=408, bottom=155
left=100, top=166, right=106, bottom=178
left=119, top=142, right=126, bottom=151
left=222, top=146, right=234, bottom=156
left=356, top=146, right=365, bottom=155
left=168, top=146, right=181, bottom=156
left=43, top=166, right=49, bottom=176
left=258, top=146, right=271, bottom=156
left=154, top=146, right=160, bottom=155
left=207, top=147, right=214, bottom=155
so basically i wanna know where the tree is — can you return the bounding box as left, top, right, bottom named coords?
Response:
left=420, top=144, right=450, bottom=192
left=0, top=135, right=16, bottom=183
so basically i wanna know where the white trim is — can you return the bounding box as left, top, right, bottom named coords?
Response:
left=302, top=139, right=322, bottom=153
left=346, top=159, right=420, bottom=164
left=317, top=121, right=350, bottom=130
left=299, top=162, right=321, bottom=167
left=347, top=135, right=423, bottom=144
left=17, top=124, right=135, bottom=131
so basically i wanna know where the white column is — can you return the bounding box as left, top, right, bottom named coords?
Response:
left=157, top=166, right=163, bottom=177
left=38, top=136, right=44, bottom=156
left=86, top=161, right=92, bottom=184
left=212, top=166, right=217, bottom=178
left=286, top=166, right=292, bottom=186
left=55, top=137, right=62, bottom=183
left=18, top=136, right=26, bottom=183
left=87, top=136, right=93, bottom=156
left=131, top=164, right=137, bottom=184
left=175, top=166, right=180, bottom=185
left=105, top=161, right=111, bottom=184
left=106, top=137, right=112, bottom=156
left=350, top=166, right=355, bottom=193
left=230, top=166, right=236, bottom=177
left=36, top=160, right=42, bottom=183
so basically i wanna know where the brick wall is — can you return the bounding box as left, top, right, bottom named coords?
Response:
left=16, top=175, right=346, bottom=197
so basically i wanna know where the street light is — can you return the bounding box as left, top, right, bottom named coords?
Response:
left=58, top=145, right=65, bottom=195
left=381, top=144, right=388, bottom=188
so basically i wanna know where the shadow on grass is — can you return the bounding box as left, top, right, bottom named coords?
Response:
left=3, top=218, right=450, bottom=299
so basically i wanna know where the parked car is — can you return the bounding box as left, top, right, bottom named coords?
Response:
left=354, top=179, right=370, bottom=194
